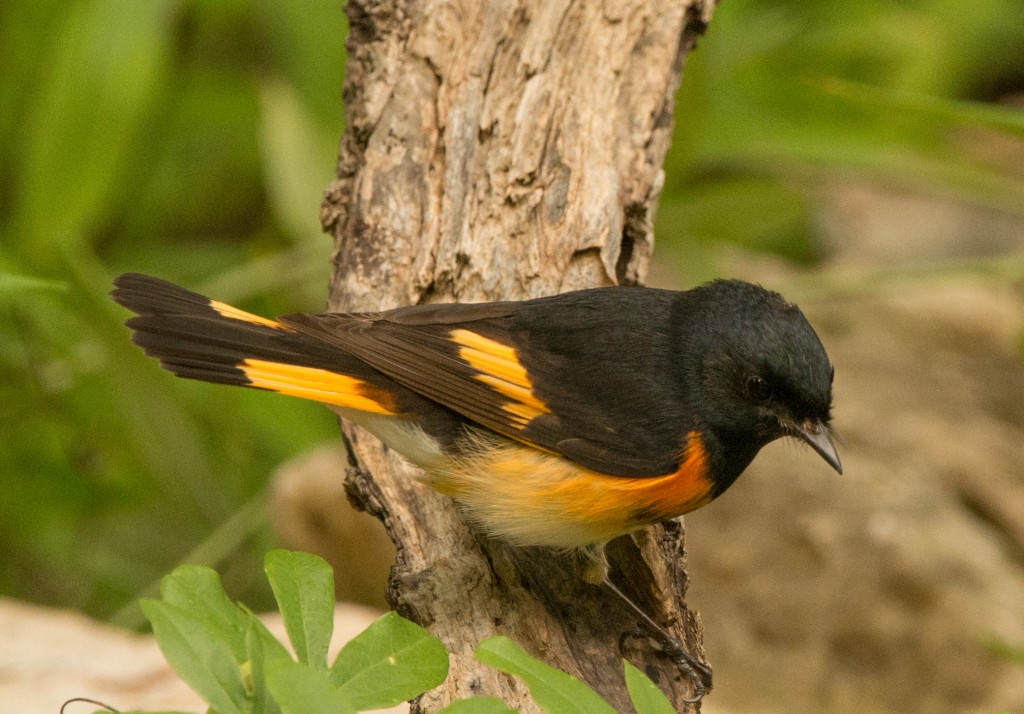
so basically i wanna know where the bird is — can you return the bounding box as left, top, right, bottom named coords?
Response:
left=111, top=272, right=840, bottom=698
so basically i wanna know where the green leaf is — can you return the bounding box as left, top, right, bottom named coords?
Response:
left=661, top=176, right=814, bottom=263
left=141, top=598, right=249, bottom=714
left=257, top=80, right=337, bottom=242
left=264, top=549, right=335, bottom=670
left=331, top=611, right=449, bottom=710
left=0, top=271, right=66, bottom=294
left=237, top=602, right=296, bottom=669
left=252, top=0, right=347, bottom=127
left=245, top=614, right=284, bottom=714
left=265, top=657, right=356, bottom=714
left=159, top=564, right=251, bottom=663
left=819, top=77, right=1024, bottom=139
left=475, top=637, right=616, bottom=714
left=437, top=697, right=518, bottom=714
left=624, top=661, right=675, bottom=714
left=13, top=0, right=179, bottom=258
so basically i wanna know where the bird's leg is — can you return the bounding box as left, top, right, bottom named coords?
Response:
left=600, top=576, right=712, bottom=702
left=577, top=544, right=712, bottom=702
left=576, top=543, right=612, bottom=586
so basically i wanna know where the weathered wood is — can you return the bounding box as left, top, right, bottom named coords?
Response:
left=322, top=1, right=715, bottom=710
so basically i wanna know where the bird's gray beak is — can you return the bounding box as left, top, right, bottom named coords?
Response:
left=795, top=419, right=842, bottom=474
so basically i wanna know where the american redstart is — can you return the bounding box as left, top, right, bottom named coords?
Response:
left=111, top=273, right=840, bottom=697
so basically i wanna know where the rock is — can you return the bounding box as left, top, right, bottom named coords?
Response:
left=0, top=597, right=201, bottom=714
left=822, top=183, right=1024, bottom=267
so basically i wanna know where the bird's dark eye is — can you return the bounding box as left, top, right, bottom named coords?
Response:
left=745, top=375, right=772, bottom=402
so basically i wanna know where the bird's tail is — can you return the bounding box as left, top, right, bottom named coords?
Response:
left=111, top=273, right=398, bottom=415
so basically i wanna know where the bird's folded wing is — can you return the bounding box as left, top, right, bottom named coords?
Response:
left=281, top=306, right=685, bottom=478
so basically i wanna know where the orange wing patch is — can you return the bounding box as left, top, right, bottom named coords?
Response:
left=450, top=329, right=550, bottom=425
left=240, top=359, right=396, bottom=414
left=210, top=300, right=292, bottom=330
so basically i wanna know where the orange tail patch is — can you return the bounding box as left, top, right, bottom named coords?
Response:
left=209, top=300, right=291, bottom=330
left=239, top=359, right=398, bottom=414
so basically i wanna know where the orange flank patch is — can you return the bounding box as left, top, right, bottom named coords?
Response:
left=620, top=431, right=714, bottom=522
left=210, top=300, right=291, bottom=330
left=239, top=359, right=396, bottom=414
left=429, top=431, right=714, bottom=549
left=450, top=329, right=550, bottom=425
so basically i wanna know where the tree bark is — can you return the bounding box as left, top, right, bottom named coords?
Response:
left=321, top=1, right=715, bottom=711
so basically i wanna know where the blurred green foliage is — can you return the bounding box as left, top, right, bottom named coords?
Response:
left=0, top=0, right=347, bottom=621
left=1, top=0, right=1022, bottom=624
left=660, top=0, right=1024, bottom=281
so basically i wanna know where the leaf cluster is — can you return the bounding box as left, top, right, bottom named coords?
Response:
left=109, top=551, right=677, bottom=714
left=658, top=0, right=1024, bottom=281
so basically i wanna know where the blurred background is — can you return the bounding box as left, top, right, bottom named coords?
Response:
left=1, top=1, right=1023, bottom=713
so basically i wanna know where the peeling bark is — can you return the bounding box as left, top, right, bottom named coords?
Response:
left=322, top=1, right=716, bottom=710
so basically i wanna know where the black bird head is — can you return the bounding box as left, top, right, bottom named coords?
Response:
left=680, top=280, right=841, bottom=488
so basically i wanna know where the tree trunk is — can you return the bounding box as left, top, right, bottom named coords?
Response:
left=321, top=1, right=715, bottom=711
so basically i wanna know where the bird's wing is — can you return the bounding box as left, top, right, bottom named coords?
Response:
left=281, top=297, right=690, bottom=477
